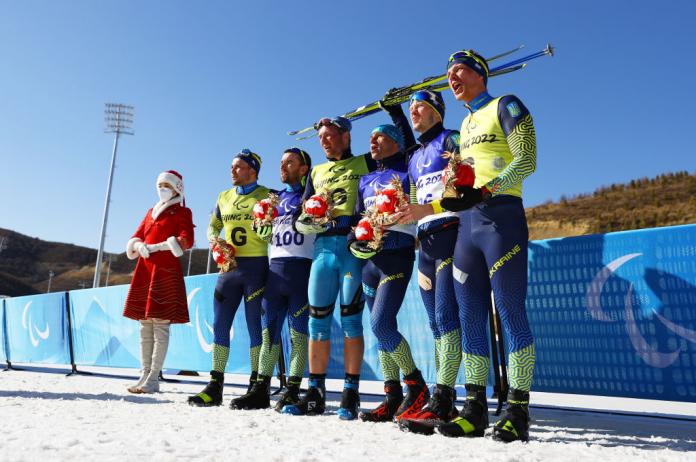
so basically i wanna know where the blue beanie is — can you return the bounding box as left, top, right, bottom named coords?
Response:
left=447, top=49, right=489, bottom=84
left=371, top=124, right=404, bottom=150
left=234, top=148, right=262, bottom=174
left=410, top=90, right=446, bottom=122
left=314, top=116, right=352, bottom=132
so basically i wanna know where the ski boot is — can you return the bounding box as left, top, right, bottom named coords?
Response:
left=492, top=389, right=530, bottom=443
left=187, top=371, right=224, bottom=407
left=246, top=371, right=258, bottom=394
left=337, top=387, right=361, bottom=420
left=398, top=384, right=457, bottom=435
left=438, top=384, right=488, bottom=437
left=229, top=375, right=270, bottom=410
left=394, top=370, right=429, bottom=422
left=359, top=380, right=403, bottom=422
left=274, top=383, right=301, bottom=413
left=281, top=386, right=326, bottom=416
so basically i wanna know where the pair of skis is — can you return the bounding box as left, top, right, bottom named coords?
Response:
left=288, top=43, right=554, bottom=140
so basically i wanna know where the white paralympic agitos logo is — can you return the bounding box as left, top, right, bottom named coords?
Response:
left=278, top=198, right=294, bottom=214
left=586, top=253, right=696, bottom=368
left=188, top=287, right=233, bottom=353
left=416, top=155, right=432, bottom=172
left=22, top=301, right=50, bottom=347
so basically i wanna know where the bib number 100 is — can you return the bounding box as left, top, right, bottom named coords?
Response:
left=274, top=230, right=304, bottom=247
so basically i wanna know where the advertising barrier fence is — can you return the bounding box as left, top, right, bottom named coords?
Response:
left=1, top=298, right=7, bottom=363
left=2, top=224, right=695, bottom=402
left=3, top=292, right=70, bottom=365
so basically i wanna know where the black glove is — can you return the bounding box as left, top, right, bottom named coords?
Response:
left=349, top=240, right=378, bottom=259
left=378, top=88, right=402, bottom=112
left=440, top=186, right=492, bottom=212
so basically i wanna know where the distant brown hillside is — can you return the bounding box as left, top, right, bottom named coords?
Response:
left=526, top=171, right=696, bottom=240
left=0, top=228, right=211, bottom=297
left=2, top=171, right=695, bottom=296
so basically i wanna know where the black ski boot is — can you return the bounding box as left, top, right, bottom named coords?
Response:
left=229, top=375, right=270, bottom=410
left=246, top=371, right=258, bottom=393
left=438, top=384, right=488, bottom=437
left=187, top=371, right=224, bottom=407
left=281, top=386, right=326, bottom=416
left=398, top=384, right=457, bottom=435
left=492, top=389, right=530, bottom=442
left=394, top=370, right=430, bottom=422
left=359, top=380, right=403, bottom=422
left=274, top=383, right=301, bottom=413
left=337, top=387, right=361, bottom=420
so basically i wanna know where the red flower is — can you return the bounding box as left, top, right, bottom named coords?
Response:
left=443, top=163, right=475, bottom=188
left=355, top=218, right=375, bottom=241
left=253, top=199, right=278, bottom=220
left=305, top=195, right=328, bottom=217
left=376, top=186, right=399, bottom=214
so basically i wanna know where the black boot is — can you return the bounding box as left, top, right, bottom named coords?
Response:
left=492, top=389, right=530, bottom=443
left=337, top=387, right=361, bottom=420
left=229, top=375, right=270, bottom=410
left=246, top=371, right=258, bottom=393
left=438, top=384, right=488, bottom=437
left=359, top=380, right=403, bottom=422
left=274, top=383, right=301, bottom=413
left=394, top=370, right=429, bottom=421
left=187, top=371, right=224, bottom=407
left=281, top=386, right=326, bottom=416
left=398, top=384, right=457, bottom=435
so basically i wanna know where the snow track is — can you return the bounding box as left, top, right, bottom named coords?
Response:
left=1, top=366, right=694, bottom=461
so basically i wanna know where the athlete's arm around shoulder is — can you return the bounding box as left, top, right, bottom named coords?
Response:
left=361, top=151, right=379, bottom=173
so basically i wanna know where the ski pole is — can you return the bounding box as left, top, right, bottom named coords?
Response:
left=490, top=297, right=509, bottom=415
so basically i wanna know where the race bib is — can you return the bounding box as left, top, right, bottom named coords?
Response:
left=270, top=215, right=315, bottom=259
left=415, top=171, right=456, bottom=225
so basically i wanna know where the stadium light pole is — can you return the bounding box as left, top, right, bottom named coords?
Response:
left=47, top=270, right=54, bottom=293
left=93, top=103, right=134, bottom=288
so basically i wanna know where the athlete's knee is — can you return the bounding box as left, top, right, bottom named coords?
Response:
left=370, top=312, right=398, bottom=340
left=340, top=301, right=364, bottom=338
left=308, top=304, right=334, bottom=341
left=214, top=289, right=225, bottom=303
left=213, top=327, right=231, bottom=347
left=428, top=320, right=440, bottom=337
left=377, top=333, right=402, bottom=353
left=435, top=300, right=459, bottom=328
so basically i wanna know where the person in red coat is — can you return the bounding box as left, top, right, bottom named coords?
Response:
left=123, top=170, right=194, bottom=393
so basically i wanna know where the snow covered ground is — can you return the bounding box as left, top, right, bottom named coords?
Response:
left=1, top=365, right=695, bottom=461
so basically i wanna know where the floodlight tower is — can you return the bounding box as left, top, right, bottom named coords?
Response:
left=93, top=103, right=134, bottom=288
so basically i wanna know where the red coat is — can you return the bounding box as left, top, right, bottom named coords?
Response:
left=123, top=204, right=194, bottom=324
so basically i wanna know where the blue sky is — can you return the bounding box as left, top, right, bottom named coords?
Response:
left=1, top=1, right=695, bottom=252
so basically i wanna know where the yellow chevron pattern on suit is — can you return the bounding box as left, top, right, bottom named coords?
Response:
left=508, top=343, right=536, bottom=391
left=459, top=96, right=536, bottom=197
